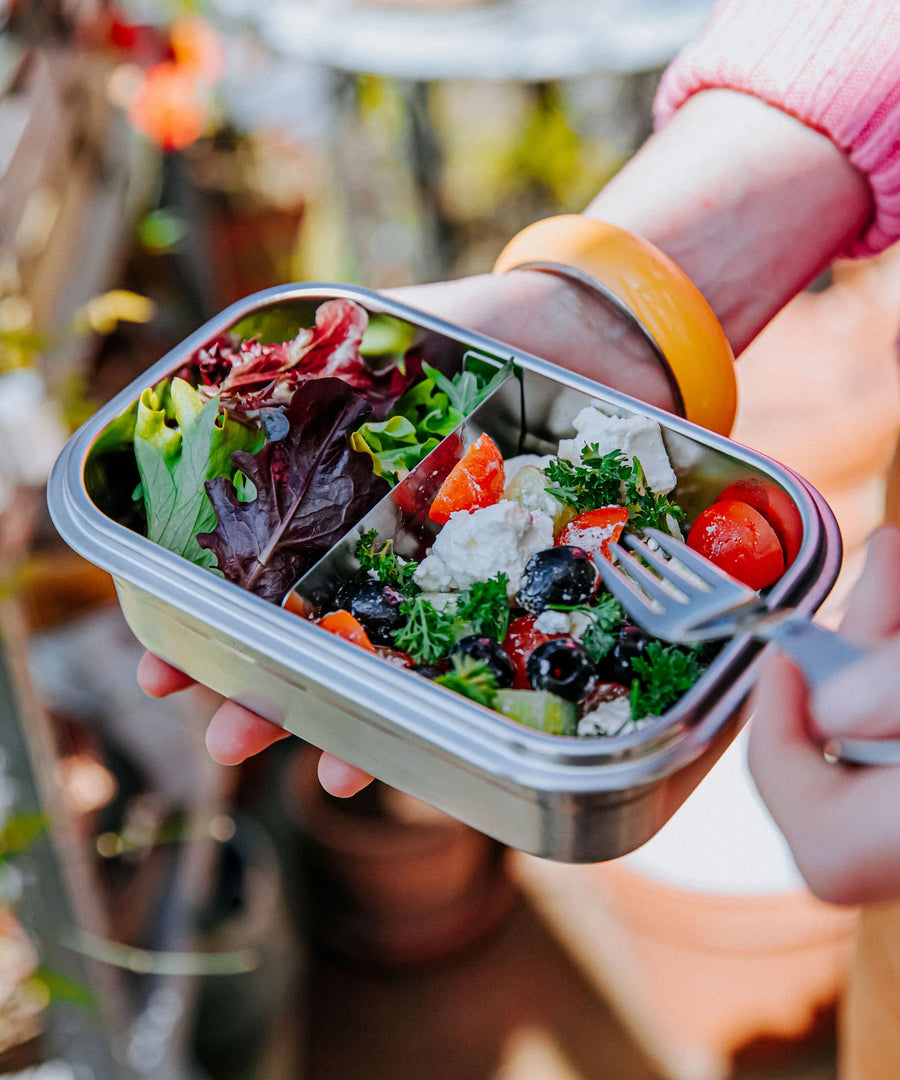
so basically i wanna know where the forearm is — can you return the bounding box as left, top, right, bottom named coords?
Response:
left=585, top=90, right=873, bottom=354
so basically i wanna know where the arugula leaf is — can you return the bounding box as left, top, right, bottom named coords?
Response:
left=628, top=640, right=705, bottom=720
left=434, top=655, right=499, bottom=709
left=392, top=594, right=457, bottom=664
left=133, top=378, right=262, bottom=570
left=198, top=379, right=390, bottom=603
left=454, top=574, right=510, bottom=640
left=355, top=529, right=419, bottom=591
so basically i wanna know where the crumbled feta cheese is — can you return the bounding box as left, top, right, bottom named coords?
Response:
left=577, top=695, right=635, bottom=737
left=417, top=591, right=458, bottom=613
left=413, top=500, right=553, bottom=597
left=533, top=610, right=571, bottom=635
left=568, top=609, right=592, bottom=642
left=558, top=406, right=676, bottom=494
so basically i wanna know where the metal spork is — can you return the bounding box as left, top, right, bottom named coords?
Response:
left=596, top=527, right=900, bottom=767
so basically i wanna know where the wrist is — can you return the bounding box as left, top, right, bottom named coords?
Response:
left=492, top=216, right=736, bottom=433
left=387, top=270, right=679, bottom=413
left=586, top=90, right=873, bottom=352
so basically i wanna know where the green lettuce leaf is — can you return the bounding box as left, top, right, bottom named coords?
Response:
left=351, top=372, right=467, bottom=483
left=133, top=377, right=263, bottom=569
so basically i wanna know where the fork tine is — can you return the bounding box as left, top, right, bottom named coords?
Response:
left=643, top=527, right=755, bottom=594
left=594, top=555, right=665, bottom=620
left=607, top=544, right=689, bottom=608
left=619, top=533, right=709, bottom=595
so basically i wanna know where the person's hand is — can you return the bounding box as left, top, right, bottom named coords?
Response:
left=748, top=524, right=900, bottom=906
left=137, top=267, right=681, bottom=795
left=137, top=651, right=374, bottom=796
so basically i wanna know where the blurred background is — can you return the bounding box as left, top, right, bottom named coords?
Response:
left=2, top=2, right=900, bottom=1079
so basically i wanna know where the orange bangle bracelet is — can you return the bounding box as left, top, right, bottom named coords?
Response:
left=492, top=215, right=737, bottom=435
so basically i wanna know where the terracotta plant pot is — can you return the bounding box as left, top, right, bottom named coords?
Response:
left=290, top=746, right=515, bottom=967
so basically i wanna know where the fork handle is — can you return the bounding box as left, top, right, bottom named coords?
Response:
left=759, top=617, right=900, bottom=767
left=761, top=617, right=865, bottom=688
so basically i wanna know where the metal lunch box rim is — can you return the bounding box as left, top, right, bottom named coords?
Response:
left=47, top=282, right=840, bottom=795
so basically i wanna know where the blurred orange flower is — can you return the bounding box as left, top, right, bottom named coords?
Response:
left=170, top=14, right=226, bottom=83
left=127, top=61, right=209, bottom=152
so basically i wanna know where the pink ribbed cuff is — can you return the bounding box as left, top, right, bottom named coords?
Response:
left=654, top=0, right=900, bottom=257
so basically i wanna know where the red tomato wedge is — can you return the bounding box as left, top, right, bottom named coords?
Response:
left=686, top=499, right=785, bottom=590
left=429, top=433, right=505, bottom=525
left=503, top=614, right=567, bottom=689
left=556, top=507, right=629, bottom=563
left=717, top=478, right=803, bottom=567
left=318, top=609, right=376, bottom=651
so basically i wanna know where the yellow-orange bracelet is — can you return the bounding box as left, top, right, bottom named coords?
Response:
left=492, top=215, right=737, bottom=435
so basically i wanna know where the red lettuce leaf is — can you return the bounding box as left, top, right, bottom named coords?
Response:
left=193, top=298, right=418, bottom=419
left=197, top=378, right=391, bottom=603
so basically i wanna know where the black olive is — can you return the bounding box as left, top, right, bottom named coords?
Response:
left=346, top=581, right=406, bottom=645
left=595, top=624, right=649, bottom=684
left=334, top=573, right=370, bottom=612
left=449, top=635, right=515, bottom=688
left=526, top=637, right=596, bottom=702
left=411, top=663, right=443, bottom=680
left=517, top=546, right=598, bottom=613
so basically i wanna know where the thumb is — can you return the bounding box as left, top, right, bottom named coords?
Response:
left=809, top=635, right=900, bottom=741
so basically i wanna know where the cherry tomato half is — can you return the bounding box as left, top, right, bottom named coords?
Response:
left=317, top=609, right=376, bottom=651
left=556, top=506, right=629, bottom=563
left=718, top=478, right=802, bottom=566
left=686, top=499, right=785, bottom=590
left=503, top=614, right=567, bottom=690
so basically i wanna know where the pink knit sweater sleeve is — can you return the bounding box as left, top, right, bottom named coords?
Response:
left=654, top=0, right=900, bottom=256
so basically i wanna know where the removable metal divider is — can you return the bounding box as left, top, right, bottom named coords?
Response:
left=48, top=284, right=844, bottom=862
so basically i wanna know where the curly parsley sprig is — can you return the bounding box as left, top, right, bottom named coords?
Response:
left=391, top=595, right=456, bottom=664
left=543, top=446, right=632, bottom=512
left=454, top=574, right=510, bottom=641
left=549, top=593, right=625, bottom=664
left=628, top=640, right=704, bottom=720
left=434, top=655, right=498, bottom=708
left=543, top=446, right=684, bottom=533
left=355, top=529, right=419, bottom=592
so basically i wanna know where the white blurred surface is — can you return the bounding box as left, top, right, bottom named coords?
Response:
left=247, top=0, right=714, bottom=81
left=621, top=725, right=807, bottom=895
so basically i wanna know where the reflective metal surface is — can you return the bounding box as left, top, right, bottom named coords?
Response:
left=48, top=283, right=842, bottom=862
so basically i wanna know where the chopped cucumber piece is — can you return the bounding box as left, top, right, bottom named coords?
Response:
left=503, top=464, right=575, bottom=533
left=495, top=689, right=577, bottom=736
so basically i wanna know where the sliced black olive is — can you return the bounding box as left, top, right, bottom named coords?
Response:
left=345, top=581, right=406, bottom=645
left=449, top=635, right=515, bottom=688
left=595, top=624, right=648, bottom=684
left=526, top=637, right=596, bottom=702
left=517, top=546, right=599, bottom=613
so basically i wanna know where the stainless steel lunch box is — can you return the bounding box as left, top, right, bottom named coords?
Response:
left=48, top=283, right=842, bottom=862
